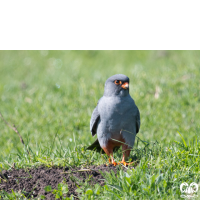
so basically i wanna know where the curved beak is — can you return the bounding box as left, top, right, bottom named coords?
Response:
left=121, top=82, right=129, bottom=89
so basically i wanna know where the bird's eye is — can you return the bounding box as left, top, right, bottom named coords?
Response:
left=114, top=80, right=121, bottom=85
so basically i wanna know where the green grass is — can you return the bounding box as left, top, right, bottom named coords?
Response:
left=81, top=137, right=200, bottom=199
left=0, top=50, right=200, bottom=199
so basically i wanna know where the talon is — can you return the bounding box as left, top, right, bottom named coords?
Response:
left=119, top=161, right=133, bottom=166
left=107, top=159, right=118, bottom=166
left=112, top=161, right=118, bottom=166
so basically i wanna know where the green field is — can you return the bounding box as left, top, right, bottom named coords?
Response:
left=0, top=51, right=200, bottom=199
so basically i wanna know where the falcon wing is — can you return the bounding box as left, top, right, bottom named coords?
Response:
left=90, top=98, right=101, bottom=136
left=136, top=106, right=140, bottom=134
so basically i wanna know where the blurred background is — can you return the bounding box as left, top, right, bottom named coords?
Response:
left=0, top=51, right=199, bottom=161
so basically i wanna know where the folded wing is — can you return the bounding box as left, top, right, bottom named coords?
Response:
left=136, top=106, right=140, bottom=134
left=90, top=98, right=101, bottom=136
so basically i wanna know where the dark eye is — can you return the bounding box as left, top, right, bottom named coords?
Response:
left=114, top=80, right=121, bottom=85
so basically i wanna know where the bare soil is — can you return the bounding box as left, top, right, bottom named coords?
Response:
left=0, top=164, right=133, bottom=199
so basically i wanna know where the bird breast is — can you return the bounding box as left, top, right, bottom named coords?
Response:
left=98, top=96, right=135, bottom=135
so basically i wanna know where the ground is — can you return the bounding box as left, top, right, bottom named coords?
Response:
left=1, top=165, right=125, bottom=199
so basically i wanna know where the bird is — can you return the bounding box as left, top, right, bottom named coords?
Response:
left=87, top=74, right=140, bottom=166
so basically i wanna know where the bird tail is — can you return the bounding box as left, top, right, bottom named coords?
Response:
left=86, top=138, right=120, bottom=153
left=86, top=138, right=104, bottom=153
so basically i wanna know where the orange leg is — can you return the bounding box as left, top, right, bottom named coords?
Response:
left=118, top=144, right=133, bottom=166
left=103, top=146, right=118, bottom=166
left=110, top=154, right=117, bottom=166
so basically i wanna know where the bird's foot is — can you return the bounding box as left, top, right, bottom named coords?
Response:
left=107, top=158, right=118, bottom=166
left=118, top=161, right=133, bottom=166
left=112, top=161, right=118, bottom=166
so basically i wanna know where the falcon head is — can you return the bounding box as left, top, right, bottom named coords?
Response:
left=104, top=74, right=130, bottom=97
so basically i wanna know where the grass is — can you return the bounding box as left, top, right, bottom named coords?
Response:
left=83, top=137, right=200, bottom=199
left=0, top=50, right=200, bottom=199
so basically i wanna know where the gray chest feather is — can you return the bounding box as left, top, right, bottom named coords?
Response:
left=98, top=96, right=135, bottom=133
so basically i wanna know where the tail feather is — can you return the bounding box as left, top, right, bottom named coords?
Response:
left=86, top=139, right=120, bottom=153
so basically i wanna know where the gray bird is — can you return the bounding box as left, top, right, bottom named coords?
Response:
left=87, top=74, right=140, bottom=166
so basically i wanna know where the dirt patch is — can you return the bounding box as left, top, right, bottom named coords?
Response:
left=0, top=164, right=133, bottom=199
